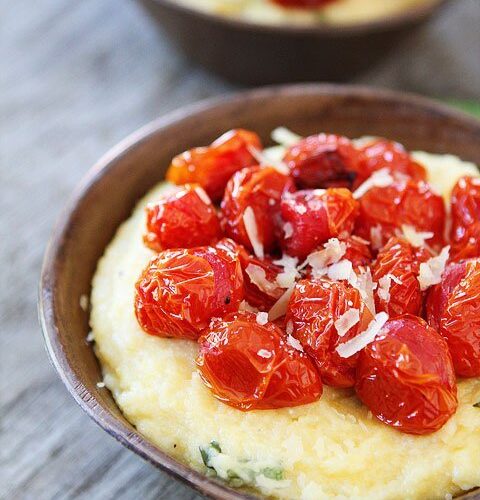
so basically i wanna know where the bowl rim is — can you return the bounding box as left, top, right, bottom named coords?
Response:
left=39, top=83, right=480, bottom=499
left=148, top=0, right=449, bottom=36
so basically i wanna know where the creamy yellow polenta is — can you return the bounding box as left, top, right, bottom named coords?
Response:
left=90, top=148, right=480, bottom=500
left=175, top=0, right=438, bottom=26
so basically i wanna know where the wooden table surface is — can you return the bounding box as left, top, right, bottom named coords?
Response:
left=1, top=0, right=479, bottom=498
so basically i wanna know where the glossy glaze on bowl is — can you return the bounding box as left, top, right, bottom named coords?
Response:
left=39, top=84, right=480, bottom=499
left=137, top=0, right=448, bottom=84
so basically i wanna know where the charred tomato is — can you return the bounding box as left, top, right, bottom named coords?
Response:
left=166, top=129, right=261, bottom=202
left=355, top=175, right=445, bottom=250
left=197, top=312, right=322, bottom=410
left=220, top=166, right=294, bottom=256
left=286, top=278, right=373, bottom=388
left=426, top=258, right=480, bottom=377
left=144, top=185, right=221, bottom=252
left=283, top=133, right=360, bottom=189
left=280, top=188, right=359, bottom=260
left=135, top=245, right=243, bottom=339
left=356, top=315, right=458, bottom=435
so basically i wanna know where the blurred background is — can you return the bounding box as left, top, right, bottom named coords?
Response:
left=1, top=0, right=479, bottom=498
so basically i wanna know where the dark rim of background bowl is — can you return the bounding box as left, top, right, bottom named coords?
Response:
left=152, top=0, right=449, bottom=36
left=39, top=83, right=480, bottom=500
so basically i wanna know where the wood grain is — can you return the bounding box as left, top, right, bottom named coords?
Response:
left=1, top=0, right=479, bottom=499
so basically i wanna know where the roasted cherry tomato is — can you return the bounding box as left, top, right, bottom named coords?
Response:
left=197, top=312, right=322, bottom=410
left=135, top=245, right=243, bottom=339
left=220, top=166, right=294, bottom=255
left=240, top=254, right=285, bottom=310
left=272, top=0, right=335, bottom=7
left=450, top=176, right=480, bottom=261
left=355, top=175, right=445, bottom=249
left=426, top=258, right=480, bottom=377
left=280, top=188, right=359, bottom=260
left=286, top=278, right=373, bottom=388
left=215, top=237, right=285, bottom=311
left=342, top=235, right=373, bottom=269
left=143, top=184, right=221, bottom=252
left=356, top=315, right=458, bottom=435
left=355, top=139, right=426, bottom=187
left=283, top=133, right=360, bottom=189
left=166, top=129, right=262, bottom=202
left=372, top=237, right=432, bottom=318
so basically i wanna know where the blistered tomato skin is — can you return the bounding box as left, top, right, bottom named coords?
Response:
left=283, top=134, right=360, bottom=190
left=197, top=312, right=323, bottom=410
left=342, top=235, right=373, bottom=269
left=220, top=165, right=294, bottom=255
left=135, top=245, right=244, bottom=340
left=355, top=176, right=445, bottom=249
left=286, top=279, right=373, bottom=388
left=280, top=188, right=359, bottom=260
left=372, top=237, right=431, bottom=318
left=426, top=259, right=480, bottom=377
left=215, top=237, right=284, bottom=310
left=356, top=315, right=458, bottom=435
left=143, top=185, right=221, bottom=252
left=450, top=176, right=480, bottom=261
left=356, top=139, right=427, bottom=187
left=166, top=129, right=262, bottom=202
left=241, top=254, right=284, bottom=310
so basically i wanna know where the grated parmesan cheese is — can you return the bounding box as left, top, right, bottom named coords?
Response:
left=377, top=275, right=392, bottom=302
left=334, top=308, right=360, bottom=337
left=286, top=320, right=294, bottom=336
left=256, top=312, right=269, bottom=326
left=336, top=312, right=389, bottom=358
left=246, top=264, right=278, bottom=295
left=418, top=246, right=450, bottom=291
left=353, top=168, right=394, bottom=199
left=301, top=238, right=346, bottom=274
left=401, top=224, right=434, bottom=248
left=327, top=259, right=354, bottom=281
left=370, top=225, right=383, bottom=251
left=390, top=274, right=403, bottom=285
left=271, top=126, right=302, bottom=147
left=268, top=285, right=295, bottom=321
left=194, top=186, right=212, bottom=205
left=257, top=348, right=272, bottom=358
left=239, top=300, right=259, bottom=313
left=286, top=334, right=304, bottom=352
left=276, top=270, right=299, bottom=289
left=243, top=207, right=264, bottom=259
left=283, top=222, right=294, bottom=239
left=273, top=254, right=300, bottom=289
left=350, top=267, right=376, bottom=316
left=247, top=145, right=289, bottom=175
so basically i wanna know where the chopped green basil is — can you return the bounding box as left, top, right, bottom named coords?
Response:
left=261, top=467, right=284, bottom=480
left=199, top=440, right=287, bottom=489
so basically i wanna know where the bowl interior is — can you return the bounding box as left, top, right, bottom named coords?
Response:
left=40, top=84, right=480, bottom=499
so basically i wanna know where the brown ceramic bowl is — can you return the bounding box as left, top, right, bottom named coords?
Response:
left=39, top=84, right=480, bottom=499
left=137, top=0, right=448, bottom=85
